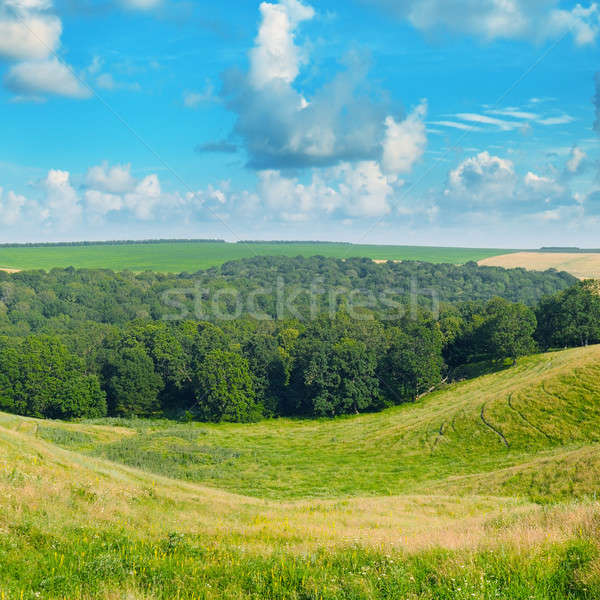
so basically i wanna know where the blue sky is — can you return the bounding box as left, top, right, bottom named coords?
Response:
left=0, top=0, right=598, bottom=247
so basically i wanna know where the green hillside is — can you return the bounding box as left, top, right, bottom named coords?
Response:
left=0, top=241, right=511, bottom=272
left=22, top=345, right=600, bottom=502
left=2, top=346, right=600, bottom=598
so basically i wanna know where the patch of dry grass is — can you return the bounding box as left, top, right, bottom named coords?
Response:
left=479, top=251, right=600, bottom=279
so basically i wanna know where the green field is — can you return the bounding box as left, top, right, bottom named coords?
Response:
left=0, top=241, right=513, bottom=272
left=2, top=345, right=600, bottom=598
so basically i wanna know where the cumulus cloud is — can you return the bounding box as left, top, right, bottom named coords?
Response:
left=0, top=0, right=90, bottom=100
left=0, top=14, right=61, bottom=60
left=221, top=0, right=428, bottom=172
left=41, top=169, right=82, bottom=228
left=363, top=0, right=600, bottom=45
left=439, top=151, right=574, bottom=224
left=83, top=162, right=177, bottom=221
left=445, top=151, right=516, bottom=206
left=566, top=146, right=587, bottom=174
left=85, top=162, right=137, bottom=194
left=0, top=187, right=27, bottom=225
left=255, top=160, right=400, bottom=221
left=524, top=171, right=565, bottom=199
left=381, top=101, right=427, bottom=175
left=248, top=0, right=314, bottom=89
left=5, top=57, right=91, bottom=98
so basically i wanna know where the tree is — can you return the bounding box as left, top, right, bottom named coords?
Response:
left=292, top=336, right=381, bottom=417
left=380, top=320, right=444, bottom=403
left=195, top=350, right=258, bottom=422
left=0, top=335, right=106, bottom=419
left=102, top=343, right=163, bottom=416
left=483, top=297, right=537, bottom=365
left=536, top=281, right=600, bottom=349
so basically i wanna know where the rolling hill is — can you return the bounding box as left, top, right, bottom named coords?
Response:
left=2, top=345, right=600, bottom=598
left=0, top=240, right=511, bottom=272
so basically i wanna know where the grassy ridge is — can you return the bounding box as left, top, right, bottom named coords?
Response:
left=0, top=241, right=511, bottom=272
left=2, top=346, right=600, bottom=598
left=31, top=346, right=600, bottom=502
left=2, top=409, right=600, bottom=598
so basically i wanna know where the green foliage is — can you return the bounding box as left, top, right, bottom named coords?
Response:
left=483, top=298, right=537, bottom=363
left=381, top=320, right=444, bottom=402
left=536, top=280, right=600, bottom=349
left=0, top=240, right=514, bottom=271
left=195, top=350, right=259, bottom=423
left=101, top=342, right=163, bottom=417
left=0, top=335, right=105, bottom=419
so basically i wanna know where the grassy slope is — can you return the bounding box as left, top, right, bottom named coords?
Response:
left=3, top=346, right=600, bottom=598
left=29, top=345, right=600, bottom=502
left=0, top=241, right=511, bottom=272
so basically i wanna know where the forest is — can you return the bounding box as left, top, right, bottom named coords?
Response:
left=0, top=257, right=596, bottom=422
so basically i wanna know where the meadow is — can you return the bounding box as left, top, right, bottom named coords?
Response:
left=2, top=345, right=600, bottom=598
left=479, top=252, right=600, bottom=280
left=0, top=241, right=512, bottom=272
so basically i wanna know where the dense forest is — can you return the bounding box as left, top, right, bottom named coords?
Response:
left=0, top=257, right=596, bottom=423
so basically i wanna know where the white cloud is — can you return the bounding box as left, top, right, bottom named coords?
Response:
left=256, top=160, right=398, bottom=220
left=566, top=146, right=587, bottom=174
left=119, top=0, right=161, bottom=10
left=41, top=169, right=82, bottom=228
left=84, top=189, right=123, bottom=215
left=545, top=3, right=600, bottom=46
left=5, top=58, right=91, bottom=98
left=487, top=109, right=539, bottom=120
left=123, top=174, right=162, bottom=220
left=364, top=0, right=600, bottom=45
left=454, top=113, right=521, bottom=131
left=84, top=162, right=168, bottom=220
left=0, top=14, right=61, bottom=60
left=85, top=162, right=137, bottom=194
left=249, top=0, right=315, bottom=89
left=183, top=81, right=217, bottom=108
left=336, top=161, right=396, bottom=217
left=0, top=187, right=27, bottom=225
left=446, top=151, right=516, bottom=205
left=430, top=120, right=483, bottom=132
left=381, top=101, right=427, bottom=175
left=524, top=171, right=565, bottom=199
left=223, top=0, right=427, bottom=173
left=537, top=114, right=575, bottom=126
left=439, top=151, right=574, bottom=223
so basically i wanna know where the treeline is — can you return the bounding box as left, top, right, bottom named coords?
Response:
left=0, top=257, right=575, bottom=338
left=0, top=239, right=225, bottom=248
left=1, top=278, right=599, bottom=422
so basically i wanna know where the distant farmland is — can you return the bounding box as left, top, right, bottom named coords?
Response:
left=0, top=241, right=512, bottom=272
left=479, top=251, right=600, bottom=280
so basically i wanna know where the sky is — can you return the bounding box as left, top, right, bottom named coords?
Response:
left=0, top=0, right=599, bottom=247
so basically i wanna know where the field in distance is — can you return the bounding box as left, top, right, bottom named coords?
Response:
left=479, top=251, right=600, bottom=279
left=3, top=345, right=600, bottom=598
left=0, top=241, right=513, bottom=272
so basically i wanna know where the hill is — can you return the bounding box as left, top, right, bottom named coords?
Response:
left=2, top=346, right=600, bottom=597
left=0, top=240, right=512, bottom=272
left=479, top=252, right=600, bottom=279
left=25, top=344, right=600, bottom=502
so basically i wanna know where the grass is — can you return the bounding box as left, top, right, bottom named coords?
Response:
left=33, top=345, right=600, bottom=502
left=0, top=241, right=513, bottom=272
left=479, top=252, right=600, bottom=279
left=2, top=345, right=600, bottom=597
